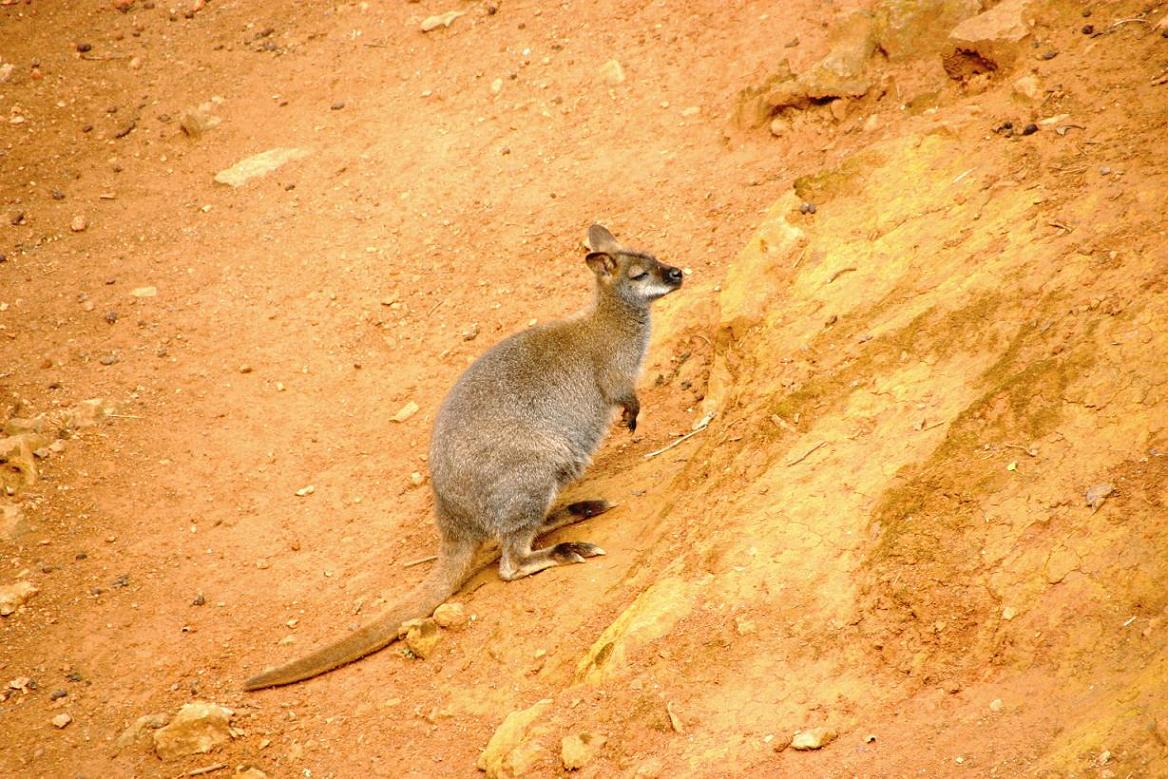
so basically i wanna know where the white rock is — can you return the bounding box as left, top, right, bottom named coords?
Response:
left=391, top=401, right=419, bottom=423
left=0, top=581, right=38, bottom=616
left=51, top=713, right=73, bottom=729
left=152, top=702, right=234, bottom=761
left=420, top=10, right=464, bottom=32
left=598, top=59, right=625, bottom=85
left=791, top=727, right=836, bottom=750
left=433, top=602, right=467, bottom=630
left=214, top=148, right=310, bottom=188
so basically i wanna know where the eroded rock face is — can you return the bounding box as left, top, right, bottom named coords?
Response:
left=873, top=0, right=984, bottom=61
left=477, top=699, right=554, bottom=779
left=152, top=702, right=234, bottom=761
left=945, top=0, right=1033, bottom=77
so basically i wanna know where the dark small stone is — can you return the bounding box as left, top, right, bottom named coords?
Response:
left=1020, top=123, right=1038, bottom=136
left=105, top=310, right=118, bottom=324
left=799, top=202, right=817, bottom=215
left=26, top=679, right=38, bottom=690
left=256, top=26, right=275, bottom=39
left=51, top=190, right=65, bottom=200
left=48, top=381, right=61, bottom=389
left=1040, top=50, right=1058, bottom=60
left=90, top=586, right=106, bottom=596
left=330, top=101, right=345, bottom=110
left=518, top=22, right=525, bottom=29
left=192, top=593, right=206, bottom=606
left=50, top=689, right=68, bottom=701
left=76, top=42, right=92, bottom=53
left=0, top=253, right=6, bottom=263
left=66, top=671, right=82, bottom=682
left=1081, top=24, right=1094, bottom=34
left=111, top=574, right=129, bottom=589
left=82, top=124, right=93, bottom=133
left=41, top=564, right=55, bottom=573
left=486, top=2, right=498, bottom=13
left=10, top=211, right=26, bottom=226
left=284, top=183, right=296, bottom=191
left=500, top=146, right=511, bottom=155
left=75, top=552, right=87, bottom=560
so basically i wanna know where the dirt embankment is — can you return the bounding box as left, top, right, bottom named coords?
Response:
left=2, top=0, right=1167, bottom=777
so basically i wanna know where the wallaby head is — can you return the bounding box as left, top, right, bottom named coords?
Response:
left=585, top=224, right=684, bottom=307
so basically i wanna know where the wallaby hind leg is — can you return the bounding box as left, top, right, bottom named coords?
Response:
left=499, top=526, right=605, bottom=582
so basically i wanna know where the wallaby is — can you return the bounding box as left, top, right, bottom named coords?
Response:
left=244, top=224, right=683, bottom=690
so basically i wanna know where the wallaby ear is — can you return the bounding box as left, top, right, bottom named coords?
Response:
left=587, top=224, right=621, bottom=254
left=585, top=251, right=617, bottom=277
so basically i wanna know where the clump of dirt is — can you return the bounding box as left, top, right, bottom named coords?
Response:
left=2, top=0, right=1166, bottom=777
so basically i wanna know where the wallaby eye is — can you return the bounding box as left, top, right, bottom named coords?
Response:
left=628, top=267, right=647, bottom=280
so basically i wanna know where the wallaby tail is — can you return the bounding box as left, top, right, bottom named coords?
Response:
left=243, top=538, right=478, bottom=690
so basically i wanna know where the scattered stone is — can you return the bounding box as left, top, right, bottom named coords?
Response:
left=0, top=581, right=38, bottom=616
left=1019, top=122, right=1038, bottom=136
left=99, top=354, right=119, bottom=366
left=232, top=766, right=268, bottom=779
left=433, top=602, right=467, bottom=630
left=179, top=109, right=221, bottom=138
left=239, top=365, right=253, bottom=374
left=1, top=502, right=29, bottom=542
left=791, top=727, right=837, bottom=750
left=76, top=42, right=93, bottom=53
left=598, top=59, right=626, bottom=85
left=1012, top=74, right=1042, bottom=101
left=989, top=698, right=1004, bottom=712
left=1001, top=605, right=1017, bottom=620
left=561, top=732, right=606, bottom=771
left=116, top=712, right=170, bottom=751
left=131, top=286, right=158, bottom=297
left=420, top=10, right=465, bottom=32
left=51, top=712, right=73, bottom=729
left=214, top=148, right=310, bottom=188
left=1085, top=483, right=1114, bottom=510
left=152, top=702, right=234, bottom=761
left=70, top=215, right=88, bottom=232
left=478, top=698, right=554, bottom=779
left=50, top=689, right=68, bottom=701
left=1081, top=24, right=1094, bottom=35
left=0, top=63, right=14, bottom=83
left=800, top=202, right=818, bottom=215
left=409, top=471, right=425, bottom=487
left=391, top=400, right=419, bottom=423
left=401, top=618, right=441, bottom=658
left=8, top=676, right=34, bottom=691
left=330, top=101, right=345, bottom=110
left=294, top=485, right=315, bottom=497
left=462, top=322, right=480, bottom=341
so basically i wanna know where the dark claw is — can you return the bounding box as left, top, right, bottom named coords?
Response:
left=566, top=500, right=612, bottom=518
left=551, top=541, right=606, bottom=563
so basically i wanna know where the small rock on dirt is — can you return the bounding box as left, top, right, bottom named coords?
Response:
left=598, top=59, right=626, bottom=85
left=402, top=618, right=441, bottom=658
left=214, top=148, right=310, bottom=188
left=1, top=502, right=29, bottom=542
left=180, top=109, right=221, bottom=138
left=0, top=580, right=38, bottom=616
left=791, top=727, right=837, bottom=750
left=561, top=732, right=606, bottom=770
left=232, top=766, right=268, bottom=779
left=420, top=10, right=465, bottom=32
left=1085, top=483, right=1114, bottom=510
left=116, top=712, right=170, bottom=750
left=51, top=712, right=73, bottom=729
left=131, top=286, right=157, bottom=298
left=433, top=602, right=467, bottom=630
left=391, top=400, right=419, bottom=423
left=152, top=701, right=234, bottom=761
left=70, top=215, right=88, bottom=232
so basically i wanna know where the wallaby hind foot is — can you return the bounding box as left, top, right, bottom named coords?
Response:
left=499, top=528, right=606, bottom=581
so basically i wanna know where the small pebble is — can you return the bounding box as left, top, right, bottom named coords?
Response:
left=50, top=689, right=68, bottom=701
left=70, top=215, right=88, bottom=232
left=799, top=202, right=817, bottom=215
left=1099, top=166, right=1112, bottom=176
left=1019, top=123, right=1038, bottom=136
left=76, top=42, right=92, bottom=53
left=1081, top=24, right=1095, bottom=34
left=99, top=355, right=119, bottom=366
left=105, top=311, right=118, bottom=324
left=330, top=101, right=345, bottom=110
left=1040, top=50, right=1058, bottom=60
left=239, top=364, right=253, bottom=374
left=989, top=698, right=1003, bottom=712
left=51, top=713, right=72, bottom=729
left=192, top=593, right=206, bottom=606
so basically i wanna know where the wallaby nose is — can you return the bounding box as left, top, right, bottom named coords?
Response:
left=666, top=267, right=683, bottom=284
